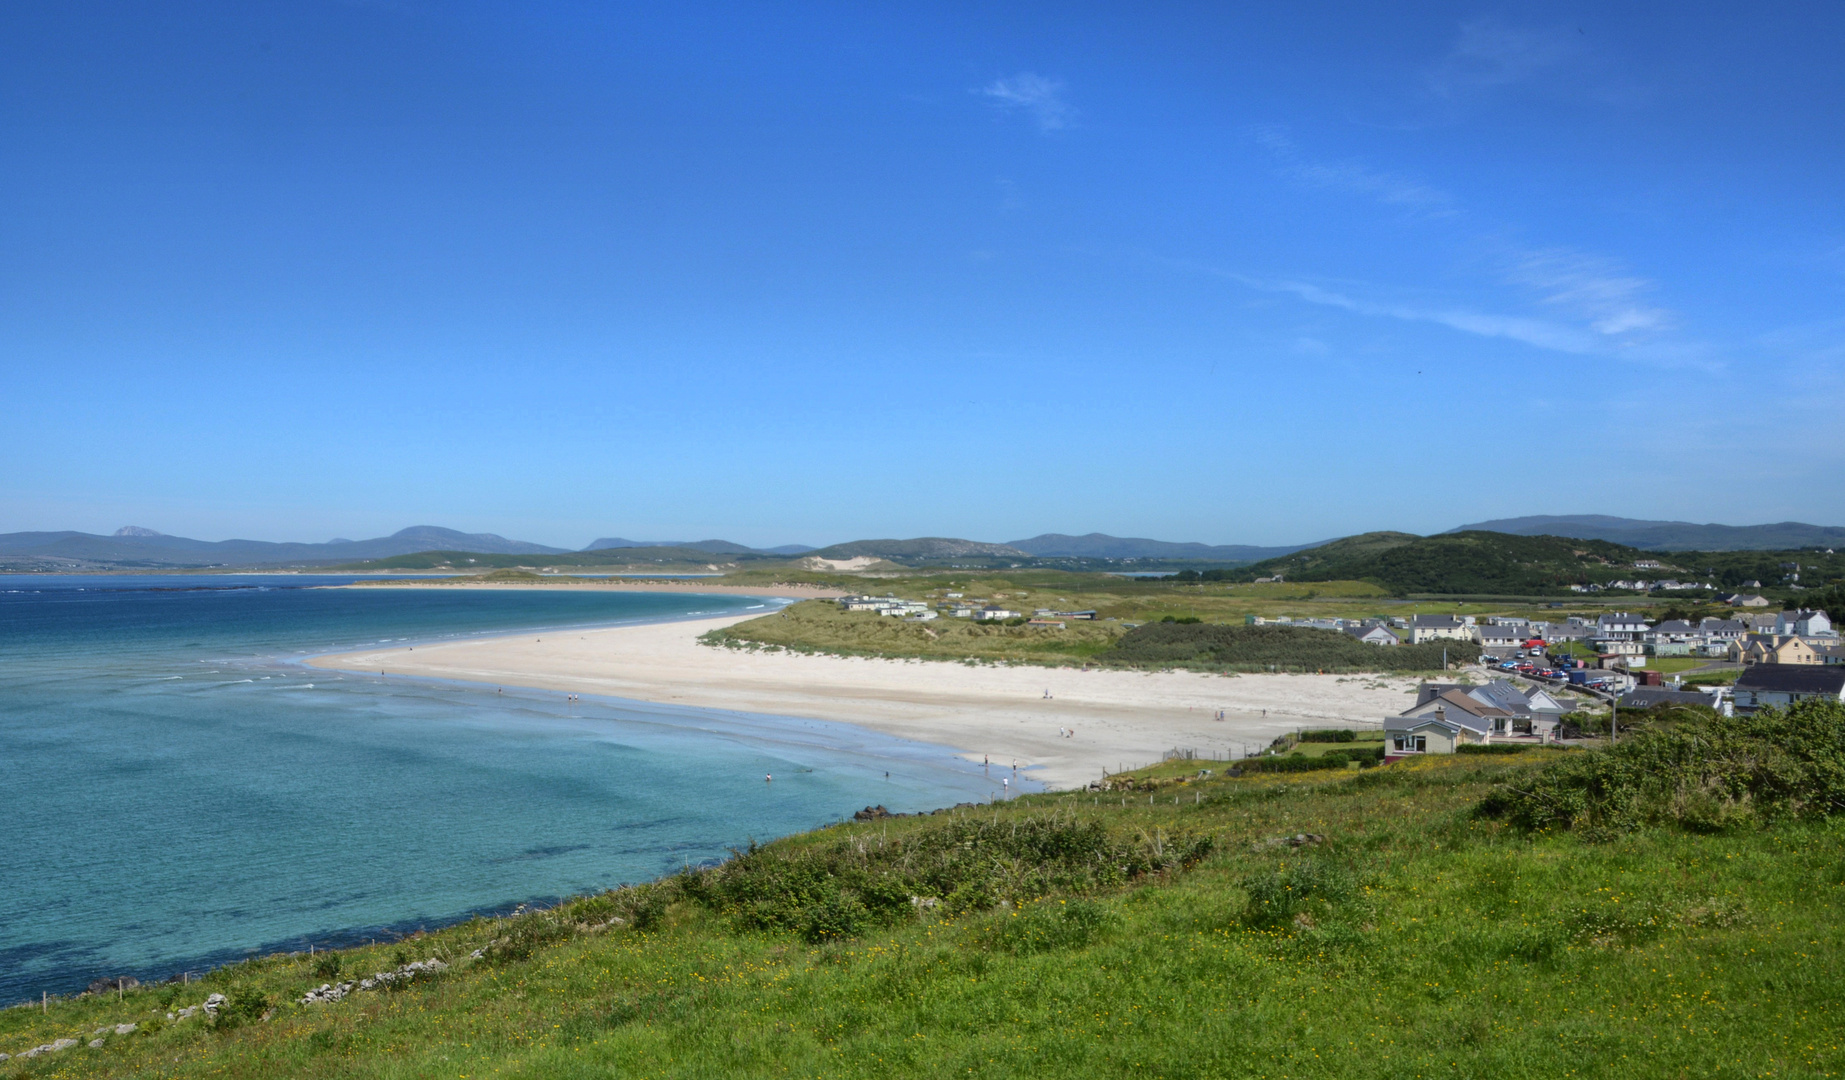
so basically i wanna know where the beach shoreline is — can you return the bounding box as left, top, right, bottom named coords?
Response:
left=332, top=579, right=849, bottom=599
left=308, top=608, right=1424, bottom=789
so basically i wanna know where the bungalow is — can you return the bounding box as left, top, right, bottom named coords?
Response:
left=1408, top=614, right=1473, bottom=644
left=1618, top=687, right=1721, bottom=710
left=1385, top=690, right=1515, bottom=754
left=1345, top=623, right=1401, bottom=646
left=1413, top=679, right=1566, bottom=735
left=973, top=607, right=1021, bottom=621
left=1732, top=665, right=1845, bottom=712
left=1730, top=635, right=1821, bottom=666
left=1476, top=624, right=1524, bottom=654
left=839, top=596, right=930, bottom=617
left=1724, top=593, right=1772, bottom=607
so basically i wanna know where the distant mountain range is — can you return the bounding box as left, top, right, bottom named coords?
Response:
left=0, top=526, right=567, bottom=569
left=1007, top=532, right=1318, bottom=562
left=1448, top=515, right=1845, bottom=552
left=803, top=537, right=1029, bottom=561
left=584, top=538, right=815, bottom=556
left=7, top=514, right=1837, bottom=571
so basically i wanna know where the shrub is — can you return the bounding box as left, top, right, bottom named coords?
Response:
left=626, top=884, right=674, bottom=932
left=480, top=911, right=576, bottom=965
left=215, top=986, right=271, bottom=1029
left=311, top=953, right=342, bottom=980
left=686, top=815, right=1212, bottom=938
left=1479, top=699, right=1845, bottom=834
left=802, top=892, right=869, bottom=942
left=1242, top=857, right=1357, bottom=928
left=1299, top=729, right=1357, bottom=743
left=1239, top=747, right=1381, bottom=773
left=977, top=899, right=1118, bottom=955
left=1457, top=743, right=1531, bottom=755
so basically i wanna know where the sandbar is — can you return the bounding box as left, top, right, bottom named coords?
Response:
left=309, top=605, right=1423, bottom=790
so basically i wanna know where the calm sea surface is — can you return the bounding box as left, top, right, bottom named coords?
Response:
left=0, top=577, right=1001, bottom=1003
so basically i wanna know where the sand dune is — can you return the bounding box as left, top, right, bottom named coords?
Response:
left=309, top=610, right=1422, bottom=789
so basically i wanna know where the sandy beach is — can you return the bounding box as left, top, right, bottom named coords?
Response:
left=309, top=603, right=1425, bottom=789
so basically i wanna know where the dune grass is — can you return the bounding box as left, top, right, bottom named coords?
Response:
left=704, top=599, right=1125, bottom=663
left=5, top=739, right=1843, bottom=1079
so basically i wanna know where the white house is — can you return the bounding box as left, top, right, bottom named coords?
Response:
left=1345, top=623, right=1401, bottom=646
left=1596, top=613, right=1651, bottom=642
left=1476, top=624, right=1524, bottom=654
left=1408, top=614, right=1474, bottom=644
left=1777, top=609, right=1837, bottom=639
left=1732, top=666, right=1845, bottom=712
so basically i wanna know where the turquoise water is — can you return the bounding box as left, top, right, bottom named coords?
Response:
left=0, top=577, right=1002, bottom=1003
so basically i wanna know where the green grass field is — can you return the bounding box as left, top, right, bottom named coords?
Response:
left=6, top=716, right=1842, bottom=1080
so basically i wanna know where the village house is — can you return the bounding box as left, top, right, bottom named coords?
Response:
left=839, top=595, right=930, bottom=617
left=1385, top=679, right=1565, bottom=755
left=973, top=606, right=1021, bottom=621
left=1476, top=624, right=1524, bottom=654
left=1698, top=617, right=1748, bottom=651
left=1732, top=665, right=1845, bottom=711
left=1344, top=623, right=1401, bottom=646
left=1730, top=635, right=1821, bottom=666
left=1407, top=614, right=1474, bottom=644
left=1595, top=612, right=1650, bottom=643
left=1776, top=609, right=1837, bottom=639
left=1619, top=687, right=1725, bottom=711
left=1385, top=692, right=1511, bottom=755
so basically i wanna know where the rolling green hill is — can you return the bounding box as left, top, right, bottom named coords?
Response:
left=1241, top=531, right=1647, bottom=595
left=7, top=702, right=1843, bottom=1079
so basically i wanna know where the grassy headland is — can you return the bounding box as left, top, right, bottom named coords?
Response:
left=7, top=702, right=1843, bottom=1079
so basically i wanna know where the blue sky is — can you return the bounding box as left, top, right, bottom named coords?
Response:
left=3, top=1, right=1842, bottom=549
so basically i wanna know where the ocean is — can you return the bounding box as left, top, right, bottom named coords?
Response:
left=0, top=576, right=1001, bottom=1004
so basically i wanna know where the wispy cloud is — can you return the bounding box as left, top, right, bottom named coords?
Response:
left=1253, top=126, right=1455, bottom=215
left=1433, top=20, right=1581, bottom=94
left=1426, top=18, right=1645, bottom=106
left=980, top=73, right=1074, bottom=132
left=1507, top=249, right=1671, bottom=336
left=1170, top=255, right=1701, bottom=364
left=1266, top=277, right=1599, bottom=354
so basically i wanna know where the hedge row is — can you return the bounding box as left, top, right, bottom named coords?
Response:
left=1239, top=746, right=1385, bottom=773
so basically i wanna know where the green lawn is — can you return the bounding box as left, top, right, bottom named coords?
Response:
left=5, top=750, right=1841, bottom=1079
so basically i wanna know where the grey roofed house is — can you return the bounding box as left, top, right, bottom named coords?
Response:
left=1650, top=620, right=1698, bottom=637
left=1777, top=609, right=1837, bottom=637
left=1411, top=614, right=1468, bottom=629
left=1699, top=617, right=1747, bottom=639
left=1417, top=679, right=1565, bottom=719
left=1619, top=688, right=1719, bottom=710
left=1478, top=624, right=1523, bottom=644
left=1596, top=612, right=1650, bottom=639
left=1389, top=690, right=1525, bottom=751
left=1732, top=665, right=1845, bottom=711
left=1344, top=623, right=1400, bottom=646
